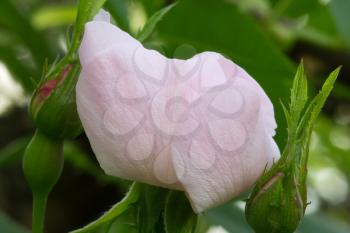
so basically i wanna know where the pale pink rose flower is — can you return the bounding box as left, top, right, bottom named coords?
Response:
left=76, top=10, right=280, bottom=213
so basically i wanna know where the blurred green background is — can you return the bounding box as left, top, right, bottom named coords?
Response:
left=0, top=0, right=350, bottom=232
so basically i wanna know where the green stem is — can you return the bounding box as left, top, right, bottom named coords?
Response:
left=67, top=0, right=90, bottom=58
left=68, top=0, right=106, bottom=58
left=32, top=193, right=48, bottom=233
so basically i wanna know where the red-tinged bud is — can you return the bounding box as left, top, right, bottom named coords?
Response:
left=29, top=61, right=82, bottom=139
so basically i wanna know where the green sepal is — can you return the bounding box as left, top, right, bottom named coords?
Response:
left=135, top=185, right=168, bottom=233
left=164, top=191, right=198, bottom=233
left=70, top=183, right=141, bottom=233
left=70, top=183, right=199, bottom=233
left=70, top=183, right=169, bottom=233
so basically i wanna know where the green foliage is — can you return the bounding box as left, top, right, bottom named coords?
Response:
left=31, top=5, right=77, bottom=30
left=289, top=62, right=308, bottom=129
left=105, top=0, right=130, bottom=31
left=104, top=209, right=139, bottom=233
left=298, top=68, right=340, bottom=137
left=70, top=183, right=187, bottom=233
left=0, top=212, right=29, bottom=233
left=164, top=191, right=197, bottom=233
left=68, top=179, right=198, bottom=233
left=326, top=0, right=350, bottom=49
left=70, top=183, right=141, bottom=233
left=136, top=3, right=177, bottom=42
left=0, top=136, right=30, bottom=168
left=135, top=186, right=168, bottom=233
left=0, top=0, right=52, bottom=91
left=138, top=0, right=166, bottom=17
left=0, top=0, right=53, bottom=66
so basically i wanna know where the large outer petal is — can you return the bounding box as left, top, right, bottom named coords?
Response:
left=77, top=19, right=182, bottom=190
left=77, top=12, right=280, bottom=213
left=169, top=53, right=279, bottom=212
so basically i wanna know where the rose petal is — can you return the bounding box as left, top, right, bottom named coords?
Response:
left=77, top=10, right=280, bottom=213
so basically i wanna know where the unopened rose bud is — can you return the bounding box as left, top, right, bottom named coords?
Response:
left=29, top=61, right=82, bottom=139
left=76, top=10, right=280, bottom=213
left=245, top=63, right=339, bottom=233
left=245, top=162, right=307, bottom=233
left=23, top=130, right=64, bottom=233
left=23, top=130, right=64, bottom=196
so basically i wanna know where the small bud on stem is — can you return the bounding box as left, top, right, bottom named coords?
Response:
left=23, top=130, right=64, bottom=233
left=29, top=59, right=82, bottom=139
left=245, top=62, right=340, bottom=233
